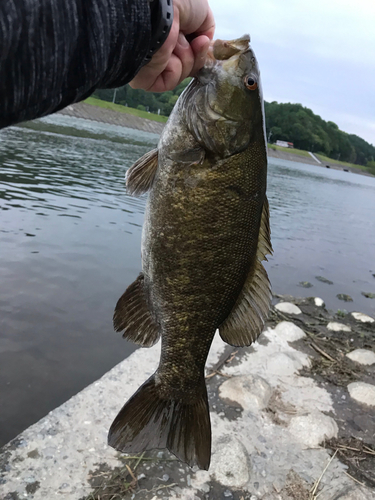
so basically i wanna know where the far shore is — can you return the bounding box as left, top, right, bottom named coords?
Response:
left=58, top=101, right=373, bottom=177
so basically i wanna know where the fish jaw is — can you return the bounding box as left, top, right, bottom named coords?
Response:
left=212, top=35, right=251, bottom=61
left=205, top=35, right=252, bottom=72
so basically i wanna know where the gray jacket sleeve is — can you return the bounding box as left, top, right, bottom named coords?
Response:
left=0, top=0, right=152, bottom=128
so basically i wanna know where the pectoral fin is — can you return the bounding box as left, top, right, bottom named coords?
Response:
left=219, top=198, right=273, bottom=347
left=126, top=149, right=159, bottom=195
left=113, top=273, right=160, bottom=347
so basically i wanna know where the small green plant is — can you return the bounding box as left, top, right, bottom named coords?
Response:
left=336, top=309, right=348, bottom=318
left=366, top=160, right=375, bottom=175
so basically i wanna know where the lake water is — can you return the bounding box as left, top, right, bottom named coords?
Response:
left=1, top=115, right=374, bottom=447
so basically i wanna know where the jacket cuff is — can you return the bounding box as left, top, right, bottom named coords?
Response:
left=143, top=0, right=174, bottom=65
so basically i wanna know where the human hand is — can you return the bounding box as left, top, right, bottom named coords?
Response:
left=130, top=0, right=215, bottom=92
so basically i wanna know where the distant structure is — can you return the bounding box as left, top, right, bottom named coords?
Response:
left=276, top=140, right=294, bottom=149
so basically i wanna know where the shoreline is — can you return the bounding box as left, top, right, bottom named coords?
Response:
left=267, top=148, right=374, bottom=177
left=1, top=296, right=374, bottom=499
left=58, top=102, right=165, bottom=135
left=58, top=102, right=373, bottom=177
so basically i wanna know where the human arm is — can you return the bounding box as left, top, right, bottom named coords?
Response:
left=0, top=0, right=152, bottom=128
left=0, top=0, right=214, bottom=129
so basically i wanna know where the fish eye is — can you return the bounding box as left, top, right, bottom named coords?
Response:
left=245, top=76, right=258, bottom=90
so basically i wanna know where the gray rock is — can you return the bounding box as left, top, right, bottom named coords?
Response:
left=316, top=276, right=333, bottom=285
left=275, top=302, right=302, bottom=315
left=219, top=375, right=272, bottom=410
left=351, top=312, right=375, bottom=323
left=327, top=322, right=351, bottom=332
left=288, top=412, right=338, bottom=447
left=265, top=351, right=309, bottom=376
left=337, top=294, right=353, bottom=302
left=314, top=297, right=325, bottom=307
left=346, top=349, right=375, bottom=365
left=332, top=486, right=375, bottom=499
left=299, top=281, right=313, bottom=288
left=210, top=435, right=250, bottom=488
left=348, top=382, right=375, bottom=406
left=362, top=292, right=375, bottom=299
left=273, top=321, right=306, bottom=341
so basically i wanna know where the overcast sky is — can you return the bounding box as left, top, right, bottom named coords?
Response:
left=210, top=0, right=375, bottom=145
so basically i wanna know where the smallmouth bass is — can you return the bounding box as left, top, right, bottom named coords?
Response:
left=108, top=35, right=272, bottom=470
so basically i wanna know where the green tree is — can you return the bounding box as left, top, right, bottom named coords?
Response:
left=264, top=100, right=374, bottom=165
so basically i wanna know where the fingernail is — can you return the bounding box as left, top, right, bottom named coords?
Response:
left=178, top=33, right=189, bottom=48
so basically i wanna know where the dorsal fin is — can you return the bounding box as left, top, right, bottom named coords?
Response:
left=113, top=273, right=160, bottom=347
left=126, top=149, right=158, bottom=196
left=219, top=197, right=273, bottom=347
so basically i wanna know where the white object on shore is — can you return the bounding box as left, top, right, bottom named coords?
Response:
left=210, top=436, right=250, bottom=488
left=219, top=375, right=272, bottom=410
left=346, top=349, right=375, bottom=366
left=327, top=322, right=351, bottom=332
left=351, top=312, right=375, bottom=323
left=288, top=412, right=338, bottom=447
left=308, top=152, right=322, bottom=164
left=273, top=321, right=306, bottom=341
left=275, top=302, right=302, bottom=315
left=314, top=297, right=325, bottom=307
left=348, top=382, right=375, bottom=407
left=265, top=351, right=308, bottom=376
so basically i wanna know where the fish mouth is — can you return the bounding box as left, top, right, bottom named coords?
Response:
left=205, top=35, right=251, bottom=69
left=213, top=35, right=250, bottom=60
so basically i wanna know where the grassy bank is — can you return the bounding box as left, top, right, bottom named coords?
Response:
left=269, top=144, right=373, bottom=175
left=268, top=144, right=311, bottom=158
left=315, top=153, right=370, bottom=172
left=84, top=97, right=168, bottom=124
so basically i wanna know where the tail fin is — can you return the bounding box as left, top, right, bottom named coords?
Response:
left=108, top=375, right=211, bottom=470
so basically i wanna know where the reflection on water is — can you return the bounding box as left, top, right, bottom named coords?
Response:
left=1, top=115, right=375, bottom=447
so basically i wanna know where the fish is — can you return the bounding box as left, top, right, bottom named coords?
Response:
left=108, top=35, right=272, bottom=471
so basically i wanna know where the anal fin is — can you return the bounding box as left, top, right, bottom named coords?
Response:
left=114, top=273, right=160, bottom=347
left=219, top=197, right=273, bottom=347
left=126, top=148, right=158, bottom=196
